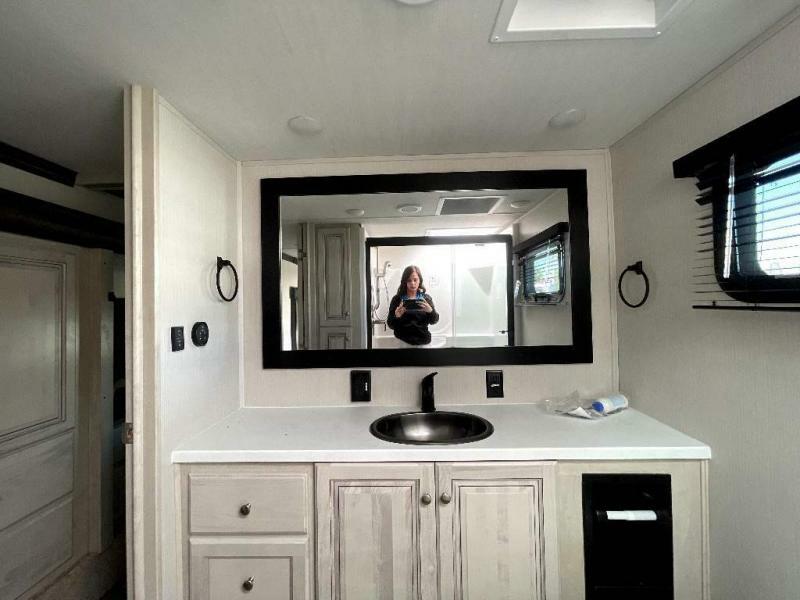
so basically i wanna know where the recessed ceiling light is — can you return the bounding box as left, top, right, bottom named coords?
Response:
left=287, top=115, right=323, bottom=135
left=397, top=204, right=422, bottom=214
left=508, top=200, right=531, bottom=209
left=394, top=0, right=437, bottom=5
left=346, top=208, right=365, bottom=217
left=548, top=108, right=586, bottom=129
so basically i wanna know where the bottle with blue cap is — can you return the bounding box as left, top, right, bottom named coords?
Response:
left=591, top=393, right=629, bottom=415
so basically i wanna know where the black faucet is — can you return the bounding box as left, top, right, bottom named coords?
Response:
left=421, top=372, right=438, bottom=413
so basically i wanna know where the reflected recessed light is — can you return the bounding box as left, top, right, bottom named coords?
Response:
left=346, top=208, right=365, bottom=217
left=394, top=0, right=437, bottom=5
left=548, top=108, right=586, bottom=129
left=287, top=115, right=323, bottom=135
left=397, top=204, right=422, bottom=214
left=508, top=200, right=531, bottom=210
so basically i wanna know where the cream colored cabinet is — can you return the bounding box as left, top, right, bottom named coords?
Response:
left=316, top=462, right=558, bottom=600
left=437, top=462, right=560, bottom=600
left=180, top=464, right=314, bottom=600
left=315, top=463, right=438, bottom=600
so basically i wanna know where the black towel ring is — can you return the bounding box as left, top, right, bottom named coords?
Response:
left=618, top=260, right=650, bottom=308
left=216, top=256, right=239, bottom=302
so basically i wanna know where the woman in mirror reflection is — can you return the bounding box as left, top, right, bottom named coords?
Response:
left=387, top=265, right=439, bottom=345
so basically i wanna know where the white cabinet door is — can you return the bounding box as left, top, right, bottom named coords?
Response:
left=436, top=462, right=560, bottom=600
left=316, top=463, right=438, bottom=600
left=190, top=538, right=308, bottom=600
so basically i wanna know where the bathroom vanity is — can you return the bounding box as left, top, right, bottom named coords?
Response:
left=173, top=404, right=710, bottom=600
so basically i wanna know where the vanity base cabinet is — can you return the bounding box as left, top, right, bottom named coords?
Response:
left=315, top=463, right=438, bottom=600
left=437, top=462, right=560, bottom=600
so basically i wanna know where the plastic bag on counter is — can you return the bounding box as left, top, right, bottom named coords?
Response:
left=544, top=392, right=630, bottom=419
left=544, top=391, right=602, bottom=419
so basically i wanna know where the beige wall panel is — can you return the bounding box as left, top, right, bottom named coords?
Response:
left=0, top=497, right=73, bottom=600
left=316, top=463, right=438, bottom=600
left=0, top=431, right=73, bottom=531
left=241, top=151, right=617, bottom=407
left=0, top=258, right=63, bottom=439
left=555, top=461, right=707, bottom=600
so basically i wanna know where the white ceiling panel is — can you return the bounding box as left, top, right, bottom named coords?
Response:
left=0, top=0, right=798, bottom=182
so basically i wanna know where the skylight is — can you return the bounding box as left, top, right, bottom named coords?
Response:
left=491, top=0, right=695, bottom=42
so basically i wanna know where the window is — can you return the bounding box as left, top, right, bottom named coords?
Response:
left=514, top=222, right=568, bottom=305
left=674, top=95, right=800, bottom=307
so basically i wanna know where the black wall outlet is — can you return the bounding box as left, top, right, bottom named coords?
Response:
left=486, top=370, right=504, bottom=398
left=351, top=370, right=371, bottom=402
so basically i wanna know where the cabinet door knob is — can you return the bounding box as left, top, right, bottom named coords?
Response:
left=242, top=576, right=255, bottom=591
left=239, top=503, right=252, bottom=516
left=440, top=492, right=452, bottom=504
left=421, top=493, right=432, bottom=505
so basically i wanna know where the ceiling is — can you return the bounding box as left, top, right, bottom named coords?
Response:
left=1, top=0, right=798, bottom=184
left=281, top=188, right=560, bottom=237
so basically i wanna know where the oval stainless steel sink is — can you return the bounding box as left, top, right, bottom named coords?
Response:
left=370, top=411, right=494, bottom=445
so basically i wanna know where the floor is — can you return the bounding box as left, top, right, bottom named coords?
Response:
left=100, top=581, right=126, bottom=600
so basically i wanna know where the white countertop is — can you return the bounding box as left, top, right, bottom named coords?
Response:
left=172, top=404, right=711, bottom=463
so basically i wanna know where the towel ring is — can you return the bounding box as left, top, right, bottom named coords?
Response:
left=618, top=261, right=650, bottom=308
left=216, top=256, right=239, bottom=302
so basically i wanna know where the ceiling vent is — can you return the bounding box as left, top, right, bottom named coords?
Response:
left=491, top=0, right=695, bottom=42
left=436, top=196, right=504, bottom=216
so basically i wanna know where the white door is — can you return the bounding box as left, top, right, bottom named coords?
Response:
left=0, top=234, right=85, bottom=599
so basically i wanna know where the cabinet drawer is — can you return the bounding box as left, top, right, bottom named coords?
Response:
left=189, top=470, right=310, bottom=534
left=190, top=538, right=308, bottom=600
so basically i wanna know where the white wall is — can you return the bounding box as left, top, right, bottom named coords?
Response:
left=155, top=98, right=241, bottom=596
left=611, top=16, right=800, bottom=600
left=241, top=151, right=617, bottom=407
left=0, top=163, right=123, bottom=222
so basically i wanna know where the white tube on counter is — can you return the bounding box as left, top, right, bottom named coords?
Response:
left=591, top=393, right=629, bottom=415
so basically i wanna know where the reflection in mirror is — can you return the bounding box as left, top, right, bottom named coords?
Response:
left=279, top=187, right=572, bottom=350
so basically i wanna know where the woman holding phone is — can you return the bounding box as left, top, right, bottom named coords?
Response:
left=387, top=265, right=439, bottom=345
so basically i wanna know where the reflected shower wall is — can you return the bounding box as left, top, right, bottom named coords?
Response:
left=370, top=242, right=508, bottom=348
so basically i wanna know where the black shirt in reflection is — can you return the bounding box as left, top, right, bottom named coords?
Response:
left=386, top=292, right=440, bottom=345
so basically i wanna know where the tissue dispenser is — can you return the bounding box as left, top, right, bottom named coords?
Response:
left=582, top=474, right=673, bottom=600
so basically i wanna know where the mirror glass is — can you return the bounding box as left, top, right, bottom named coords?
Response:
left=278, top=186, right=572, bottom=351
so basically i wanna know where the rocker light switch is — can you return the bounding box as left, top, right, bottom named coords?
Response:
left=486, top=370, right=504, bottom=398
left=170, top=326, right=185, bottom=351
left=351, top=370, right=371, bottom=402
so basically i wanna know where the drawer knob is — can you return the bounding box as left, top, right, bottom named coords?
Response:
left=242, top=576, right=255, bottom=592
left=440, top=492, right=452, bottom=504
left=239, top=503, right=252, bottom=516
left=421, top=493, right=432, bottom=505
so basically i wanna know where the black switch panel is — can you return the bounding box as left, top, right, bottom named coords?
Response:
left=191, top=321, right=209, bottom=346
left=170, top=326, right=185, bottom=351
left=351, top=370, right=371, bottom=402
left=486, top=370, right=504, bottom=398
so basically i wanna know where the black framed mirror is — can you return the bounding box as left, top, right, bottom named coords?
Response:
left=261, top=170, right=591, bottom=368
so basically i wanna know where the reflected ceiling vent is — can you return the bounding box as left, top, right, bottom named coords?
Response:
left=491, top=0, right=695, bottom=42
left=436, top=195, right=504, bottom=216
